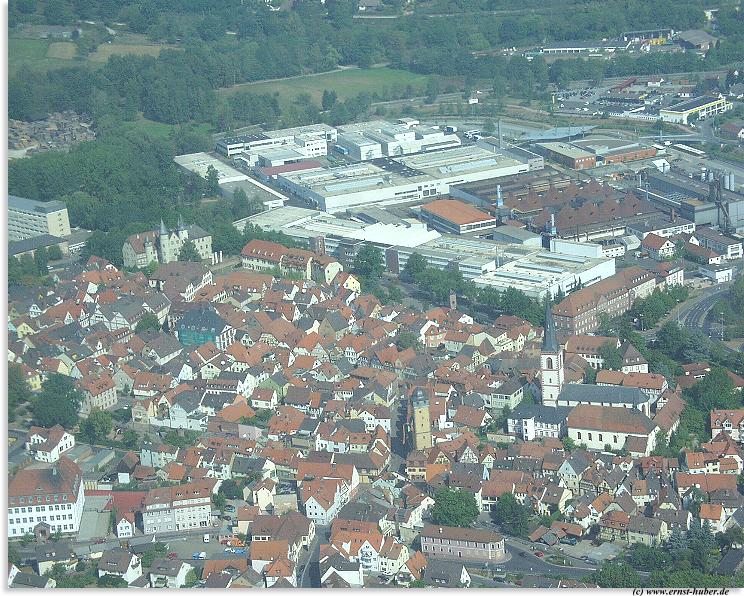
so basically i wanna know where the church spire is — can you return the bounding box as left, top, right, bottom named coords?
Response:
left=159, top=218, right=168, bottom=236
left=177, top=213, right=185, bottom=231
left=543, top=300, right=559, bottom=353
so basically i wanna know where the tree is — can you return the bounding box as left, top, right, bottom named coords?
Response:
left=178, top=240, right=202, bottom=262
left=121, top=430, right=140, bottom=450
left=589, top=562, right=642, bottom=588
left=184, top=569, right=199, bottom=588
left=387, top=285, right=403, bottom=303
left=8, top=363, right=32, bottom=421
left=32, top=374, right=82, bottom=428
left=431, top=488, right=479, bottom=528
left=403, top=253, right=429, bottom=281
left=34, top=246, right=49, bottom=275
left=206, top=165, right=220, bottom=196
left=322, top=89, right=338, bottom=111
left=687, top=367, right=739, bottom=412
left=212, top=492, right=227, bottom=510
left=98, top=574, right=128, bottom=588
left=135, top=313, right=161, bottom=334
left=396, top=331, right=421, bottom=351
left=491, top=492, right=530, bottom=537
left=561, top=437, right=576, bottom=452
left=598, top=343, right=623, bottom=370
left=218, top=479, right=242, bottom=499
left=47, top=245, right=64, bottom=261
left=78, top=410, right=113, bottom=444
left=352, top=244, right=384, bottom=285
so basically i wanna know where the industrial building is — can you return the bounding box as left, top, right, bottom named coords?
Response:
left=8, top=195, right=71, bottom=242
left=215, top=123, right=337, bottom=158
left=469, top=249, right=615, bottom=300
left=570, top=138, right=657, bottom=165
left=276, top=145, right=535, bottom=212
left=238, top=206, right=608, bottom=296
left=173, top=153, right=249, bottom=185
left=639, top=171, right=744, bottom=231
left=659, top=95, right=733, bottom=124
left=418, top=199, right=499, bottom=235
left=532, top=142, right=597, bottom=170
left=335, top=120, right=461, bottom=160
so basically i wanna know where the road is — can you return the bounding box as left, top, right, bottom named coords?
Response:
left=640, top=283, right=732, bottom=340
left=299, top=525, right=328, bottom=588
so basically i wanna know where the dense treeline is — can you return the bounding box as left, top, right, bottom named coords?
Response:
left=11, top=0, right=743, bottom=126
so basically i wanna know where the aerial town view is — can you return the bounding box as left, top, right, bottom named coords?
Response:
left=5, top=0, right=744, bottom=590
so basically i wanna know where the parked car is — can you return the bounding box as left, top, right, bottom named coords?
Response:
left=560, top=537, right=578, bottom=546
left=167, top=552, right=179, bottom=560
left=232, top=548, right=246, bottom=555
left=224, top=505, right=236, bottom=513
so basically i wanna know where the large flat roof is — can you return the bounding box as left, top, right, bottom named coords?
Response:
left=279, top=162, right=428, bottom=197
left=664, top=95, right=725, bottom=113
left=9, top=195, right=68, bottom=214
left=421, top=199, right=496, bottom=226
left=535, top=142, right=594, bottom=159
left=394, top=145, right=524, bottom=178
left=174, top=152, right=248, bottom=184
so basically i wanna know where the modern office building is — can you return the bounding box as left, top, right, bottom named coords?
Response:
left=8, top=195, right=71, bottom=241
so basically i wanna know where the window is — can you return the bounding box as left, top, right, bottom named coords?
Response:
left=599, top=434, right=603, bottom=442
left=588, top=433, right=593, bottom=441
left=577, top=432, right=582, bottom=440
left=614, top=435, right=618, bottom=443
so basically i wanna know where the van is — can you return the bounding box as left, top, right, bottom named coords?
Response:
left=203, top=533, right=210, bottom=543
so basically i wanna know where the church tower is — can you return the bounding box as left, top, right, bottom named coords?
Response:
left=541, top=301, right=564, bottom=407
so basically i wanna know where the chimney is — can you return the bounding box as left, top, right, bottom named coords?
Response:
left=438, top=527, right=443, bottom=534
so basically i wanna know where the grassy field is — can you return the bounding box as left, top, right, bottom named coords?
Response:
left=8, top=38, right=77, bottom=74
left=46, top=42, right=77, bottom=59
left=126, top=115, right=214, bottom=140
left=218, top=67, right=432, bottom=105
left=9, top=34, right=177, bottom=73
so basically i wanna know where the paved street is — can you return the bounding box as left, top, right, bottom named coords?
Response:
left=299, top=525, right=328, bottom=587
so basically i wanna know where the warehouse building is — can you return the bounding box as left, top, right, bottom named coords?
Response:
left=659, top=95, right=733, bottom=124
left=8, top=195, right=71, bottom=242
left=570, top=138, right=657, bottom=165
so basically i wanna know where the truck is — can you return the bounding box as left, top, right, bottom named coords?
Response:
left=444, top=125, right=458, bottom=133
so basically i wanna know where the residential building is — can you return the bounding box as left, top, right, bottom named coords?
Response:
left=24, top=425, right=75, bottom=463
left=420, top=524, right=506, bottom=562
left=711, top=410, right=744, bottom=442
left=78, top=372, right=118, bottom=416
left=149, top=560, right=193, bottom=588
left=97, top=549, right=143, bottom=585
left=8, top=457, right=85, bottom=537
left=141, top=480, right=216, bottom=535
left=8, top=195, right=71, bottom=241
left=642, top=233, right=676, bottom=260
left=507, top=403, right=571, bottom=441
left=693, top=226, right=743, bottom=260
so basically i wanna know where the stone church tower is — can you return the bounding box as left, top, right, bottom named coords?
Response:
left=540, top=301, right=564, bottom=407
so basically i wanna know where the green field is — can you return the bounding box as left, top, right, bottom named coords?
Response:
left=8, top=38, right=77, bottom=74
left=126, top=115, right=214, bottom=141
left=218, top=66, right=433, bottom=104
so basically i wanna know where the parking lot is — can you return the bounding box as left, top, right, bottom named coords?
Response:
left=559, top=539, right=623, bottom=562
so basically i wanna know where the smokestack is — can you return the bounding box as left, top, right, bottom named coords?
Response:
left=496, top=184, right=503, bottom=207
left=498, top=119, right=503, bottom=149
